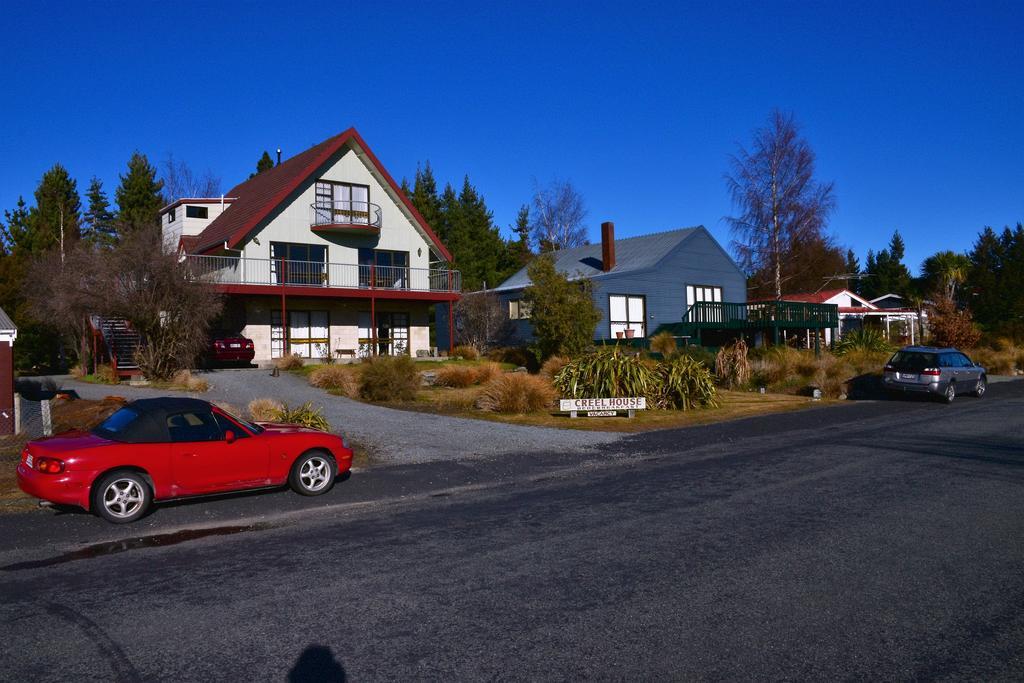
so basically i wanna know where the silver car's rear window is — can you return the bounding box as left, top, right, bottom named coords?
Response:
left=889, top=351, right=938, bottom=371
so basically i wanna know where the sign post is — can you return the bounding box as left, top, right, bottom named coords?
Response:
left=558, top=397, right=647, bottom=418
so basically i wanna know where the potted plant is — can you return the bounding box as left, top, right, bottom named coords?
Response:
left=615, top=331, right=624, bottom=339
left=624, top=329, right=635, bottom=339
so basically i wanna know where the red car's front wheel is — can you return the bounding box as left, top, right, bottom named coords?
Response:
left=289, top=451, right=337, bottom=496
left=92, top=471, right=151, bottom=524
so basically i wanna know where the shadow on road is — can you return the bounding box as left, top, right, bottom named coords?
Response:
left=289, top=645, right=346, bottom=682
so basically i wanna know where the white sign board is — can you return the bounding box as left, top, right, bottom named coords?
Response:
left=559, top=397, right=646, bottom=418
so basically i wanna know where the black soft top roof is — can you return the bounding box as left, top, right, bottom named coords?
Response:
left=94, top=397, right=214, bottom=443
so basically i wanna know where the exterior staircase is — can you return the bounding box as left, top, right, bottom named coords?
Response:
left=89, top=315, right=143, bottom=376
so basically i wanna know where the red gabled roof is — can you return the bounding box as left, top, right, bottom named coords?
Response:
left=189, top=127, right=452, bottom=261
left=780, top=288, right=848, bottom=304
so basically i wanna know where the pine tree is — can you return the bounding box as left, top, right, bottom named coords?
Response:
left=446, top=176, right=510, bottom=291
left=116, top=151, right=164, bottom=234
left=31, top=164, right=82, bottom=255
left=249, top=151, right=275, bottom=178
left=411, top=162, right=444, bottom=237
left=0, top=197, right=33, bottom=255
left=862, top=231, right=912, bottom=299
left=509, top=205, right=532, bottom=268
left=83, top=177, right=117, bottom=248
left=844, top=248, right=861, bottom=294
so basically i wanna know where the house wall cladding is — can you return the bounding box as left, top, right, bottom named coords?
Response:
left=591, top=229, right=747, bottom=337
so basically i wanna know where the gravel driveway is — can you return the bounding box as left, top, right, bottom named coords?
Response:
left=54, top=369, right=622, bottom=464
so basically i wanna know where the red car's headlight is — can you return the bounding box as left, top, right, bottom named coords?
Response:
left=36, top=457, right=65, bottom=474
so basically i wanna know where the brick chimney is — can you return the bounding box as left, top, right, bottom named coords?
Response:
left=601, top=221, right=616, bottom=272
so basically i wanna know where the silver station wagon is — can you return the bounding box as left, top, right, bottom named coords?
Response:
left=882, top=346, right=987, bottom=403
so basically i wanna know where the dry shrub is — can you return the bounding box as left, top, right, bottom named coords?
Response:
left=472, top=361, right=503, bottom=384
left=540, top=354, right=570, bottom=379
left=70, top=365, right=87, bottom=379
left=842, top=349, right=892, bottom=376
left=51, top=396, right=124, bottom=433
left=170, top=369, right=209, bottom=392
left=434, top=365, right=479, bottom=388
left=650, top=331, right=678, bottom=357
left=476, top=374, right=557, bottom=413
left=451, top=345, right=480, bottom=361
left=714, top=340, right=751, bottom=388
left=95, top=364, right=119, bottom=385
left=274, top=353, right=305, bottom=371
left=967, top=347, right=1017, bottom=375
left=358, top=355, right=421, bottom=401
left=309, top=365, right=357, bottom=396
left=248, top=398, right=284, bottom=422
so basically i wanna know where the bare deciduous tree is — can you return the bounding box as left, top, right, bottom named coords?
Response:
left=160, top=153, right=222, bottom=203
left=529, top=178, right=588, bottom=252
left=104, top=230, right=223, bottom=379
left=454, top=291, right=512, bottom=351
left=726, top=110, right=836, bottom=300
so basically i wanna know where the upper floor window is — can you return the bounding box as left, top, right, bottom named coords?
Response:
left=687, top=284, right=722, bottom=305
left=315, top=181, right=370, bottom=224
left=167, top=208, right=176, bottom=222
left=185, top=205, right=208, bottom=219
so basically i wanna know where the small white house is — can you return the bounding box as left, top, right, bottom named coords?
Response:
left=782, top=289, right=923, bottom=345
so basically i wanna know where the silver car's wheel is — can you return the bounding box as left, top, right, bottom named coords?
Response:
left=944, top=381, right=956, bottom=404
left=289, top=451, right=336, bottom=496
left=92, top=471, right=151, bottom=524
left=974, top=376, right=986, bottom=397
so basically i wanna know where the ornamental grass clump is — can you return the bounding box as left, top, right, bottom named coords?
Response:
left=657, top=355, right=718, bottom=410
left=274, top=353, right=305, bottom=371
left=472, top=361, right=503, bottom=384
left=553, top=346, right=658, bottom=402
left=649, top=331, right=678, bottom=357
left=434, top=365, right=479, bottom=388
left=539, top=354, right=570, bottom=379
left=476, top=373, right=558, bottom=413
left=714, top=339, right=751, bottom=389
left=247, top=398, right=284, bottom=422
left=450, top=345, right=480, bottom=361
left=308, top=365, right=357, bottom=397
left=358, top=355, right=421, bottom=401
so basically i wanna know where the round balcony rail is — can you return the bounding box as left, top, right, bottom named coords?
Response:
left=310, top=200, right=382, bottom=229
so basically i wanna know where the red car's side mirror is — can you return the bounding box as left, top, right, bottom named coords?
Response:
left=224, top=430, right=236, bottom=444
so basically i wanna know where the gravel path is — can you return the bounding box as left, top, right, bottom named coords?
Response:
left=53, top=369, right=622, bottom=465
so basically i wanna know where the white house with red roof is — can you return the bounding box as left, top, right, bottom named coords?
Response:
left=782, top=288, right=923, bottom=345
left=160, top=128, right=460, bottom=362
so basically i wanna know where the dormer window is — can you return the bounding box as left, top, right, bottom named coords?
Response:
left=186, top=205, right=209, bottom=219
left=315, top=181, right=370, bottom=224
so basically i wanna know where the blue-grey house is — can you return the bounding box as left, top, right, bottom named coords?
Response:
left=438, top=222, right=747, bottom=348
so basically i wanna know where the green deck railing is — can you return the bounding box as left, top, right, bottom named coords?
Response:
left=683, top=301, right=839, bottom=329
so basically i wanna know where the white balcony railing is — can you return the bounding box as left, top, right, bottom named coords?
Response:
left=186, top=255, right=461, bottom=293
left=310, top=200, right=382, bottom=229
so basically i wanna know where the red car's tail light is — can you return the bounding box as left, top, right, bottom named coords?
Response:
left=36, top=457, right=65, bottom=474
left=921, top=368, right=941, bottom=377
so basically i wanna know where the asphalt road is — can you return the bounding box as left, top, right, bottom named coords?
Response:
left=2, top=383, right=1023, bottom=681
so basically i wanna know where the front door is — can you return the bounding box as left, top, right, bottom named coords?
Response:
left=168, top=409, right=268, bottom=493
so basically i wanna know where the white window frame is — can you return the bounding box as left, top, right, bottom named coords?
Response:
left=509, top=299, right=531, bottom=320
left=609, top=294, right=646, bottom=338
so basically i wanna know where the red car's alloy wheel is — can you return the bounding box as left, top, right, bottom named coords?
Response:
left=289, top=451, right=336, bottom=496
left=93, top=471, right=151, bottom=523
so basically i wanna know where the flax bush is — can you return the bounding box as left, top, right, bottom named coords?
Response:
left=833, top=329, right=894, bottom=356
left=553, top=346, right=659, bottom=402
left=657, top=355, right=717, bottom=410
left=273, top=402, right=331, bottom=431
left=476, top=373, right=558, bottom=413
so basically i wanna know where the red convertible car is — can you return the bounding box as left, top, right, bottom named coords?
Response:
left=17, top=397, right=353, bottom=523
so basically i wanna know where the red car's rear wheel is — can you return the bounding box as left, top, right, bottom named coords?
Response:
left=92, top=471, right=151, bottom=524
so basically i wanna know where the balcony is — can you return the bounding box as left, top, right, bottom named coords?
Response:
left=186, top=255, right=461, bottom=296
left=310, top=200, right=382, bottom=235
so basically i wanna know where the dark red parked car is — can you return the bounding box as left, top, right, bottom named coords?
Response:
left=17, top=397, right=353, bottom=523
left=206, top=331, right=255, bottom=365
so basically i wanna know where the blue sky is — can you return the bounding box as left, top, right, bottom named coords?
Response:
left=1, top=0, right=1021, bottom=276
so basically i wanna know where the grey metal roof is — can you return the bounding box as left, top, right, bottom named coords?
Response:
left=0, top=307, right=15, bottom=331
left=493, top=226, right=702, bottom=292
